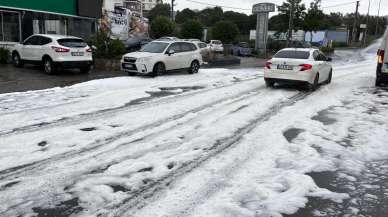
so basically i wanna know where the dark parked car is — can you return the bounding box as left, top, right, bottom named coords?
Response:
left=231, top=42, right=252, bottom=56
left=124, top=36, right=153, bottom=52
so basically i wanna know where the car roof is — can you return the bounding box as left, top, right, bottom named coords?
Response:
left=280, top=48, right=317, bottom=52
left=33, top=34, right=81, bottom=40
left=152, top=40, right=195, bottom=44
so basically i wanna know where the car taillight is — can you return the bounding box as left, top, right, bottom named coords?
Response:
left=52, top=46, right=70, bottom=53
left=265, top=61, right=272, bottom=69
left=299, top=64, right=313, bottom=71
left=86, top=47, right=92, bottom=52
left=378, top=49, right=385, bottom=64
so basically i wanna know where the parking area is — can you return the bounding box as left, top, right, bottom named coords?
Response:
left=0, top=57, right=266, bottom=94
left=0, top=64, right=127, bottom=94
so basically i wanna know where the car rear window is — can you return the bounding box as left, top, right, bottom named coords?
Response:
left=212, top=41, right=221, bottom=45
left=273, top=50, right=310, bottom=59
left=57, top=38, right=87, bottom=48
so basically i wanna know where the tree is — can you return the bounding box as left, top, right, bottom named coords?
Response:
left=198, top=7, right=224, bottom=27
left=212, top=21, right=240, bottom=44
left=223, top=11, right=251, bottom=34
left=304, top=0, right=325, bottom=42
left=181, top=20, right=203, bottom=39
left=151, top=16, right=175, bottom=39
left=176, top=9, right=197, bottom=24
left=148, top=3, right=171, bottom=22
left=275, top=0, right=306, bottom=33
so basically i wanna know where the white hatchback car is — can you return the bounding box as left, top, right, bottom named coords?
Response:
left=121, top=40, right=203, bottom=77
left=264, top=48, right=333, bottom=91
left=12, top=34, right=93, bottom=74
left=209, top=40, right=224, bottom=53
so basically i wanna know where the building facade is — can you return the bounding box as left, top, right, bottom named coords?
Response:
left=104, top=0, right=161, bottom=17
left=0, top=0, right=102, bottom=47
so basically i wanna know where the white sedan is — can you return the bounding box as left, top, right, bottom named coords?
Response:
left=264, top=48, right=333, bottom=91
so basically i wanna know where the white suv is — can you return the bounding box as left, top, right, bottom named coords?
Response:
left=209, top=40, right=224, bottom=53
left=12, top=34, right=93, bottom=74
left=121, top=40, right=203, bottom=77
left=376, top=28, right=388, bottom=86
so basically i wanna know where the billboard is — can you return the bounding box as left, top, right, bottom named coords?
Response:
left=100, top=7, right=149, bottom=40
left=77, top=0, right=103, bottom=18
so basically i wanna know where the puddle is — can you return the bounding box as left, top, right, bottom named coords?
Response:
left=32, top=198, right=82, bottom=217
left=137, top=167, right=153, bottom=173
left=109, top=184, right=130, bottom=193
left=80, top=127, right=97, bottom=132
left=38, top=141, right=48, bottom=147
left=312, top=109, right=337, bottom=125
left=283, top=128, right=305, bottom=143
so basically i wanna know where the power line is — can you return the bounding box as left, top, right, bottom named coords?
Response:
left=322, top=1, right=358, bottom=8
left=184, top=0, right=251, bottom=11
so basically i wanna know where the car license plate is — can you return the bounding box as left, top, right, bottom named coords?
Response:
left=123, top=63, right=135, bottom=69
left=71, top=52, right=84, bottom=56
left=277, top=65, right=293, bottom=70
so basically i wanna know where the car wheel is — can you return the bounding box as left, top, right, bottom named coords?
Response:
left=376, top=76, right=382, bottom=87
left=80, top=65, right=91, bottom=74
left=43, top=57, right=55, bottom=75
left=308, top=74, right=319, bottom=91
left=151, top=63, right=165, bottom=77
left=265, top=80, right=275, bottom=88
left=12, top=52, right=23, bottom=68
left=189, top=60, right=200, bottom=74
left=326, top=69, right=333, bottom=84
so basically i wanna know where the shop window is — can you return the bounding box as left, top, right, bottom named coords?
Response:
left=0, top=11, right=20, bottom=42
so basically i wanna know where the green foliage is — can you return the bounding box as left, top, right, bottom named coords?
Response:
left=87, top=30, right=125, bottom=59
left=176, top=9, right=196, bottom=24
left=148, top=3, right=171, bottom=22
left=304, top=0, right=325, bottom=39
left=332, top=41, right=348, bottom=48
left=275, top=0, right=306, bottom=32
left=212, top=21, right=240, bottom=44
left=198, top=7, right=224, bottom=27
left=320, top=46, right=334, bottom=54
left=0, top=47, right=10, bottom=64
left=151, top=16, right=175, bottom=39
left=180, top=20, right=203, bottom=39
left=223, top=11, right=251, bottom=34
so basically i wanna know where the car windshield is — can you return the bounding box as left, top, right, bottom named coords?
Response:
left=140, top=42, right=169, bottom=53
left=212, top=41, right=221, bottom=45
left=273, top=50, right=310, bottom=59
left=57, top=38, right=87, bottom=48
left=239, top=43, right=249, bottom=48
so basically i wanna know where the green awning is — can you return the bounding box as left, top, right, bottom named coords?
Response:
left=0, top=0, right=77, bottom=16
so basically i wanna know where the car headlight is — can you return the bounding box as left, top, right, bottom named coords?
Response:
left=137, top=57, right=151, bottom=63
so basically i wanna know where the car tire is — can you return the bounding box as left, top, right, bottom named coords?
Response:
left=308, top=74, right=319, bottom=91
left=80, top=65, right=91, bottom=74
left=326, top=69, right=333, bottom=84
left=12, top=52, right=23, bottom=68
left=265, top=80, right=275, bottom=88
left=43, top=57, right=55, bottom=75
left=189, top=60, right=200, bottom=74
left=376, top=76, right=382, bottom=87
left=151, top=62, right=165, bottom=77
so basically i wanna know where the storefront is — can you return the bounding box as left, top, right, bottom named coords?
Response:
left=0, top=0, right=102, bottom=47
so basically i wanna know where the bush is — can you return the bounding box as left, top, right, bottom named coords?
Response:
left=320, top=46, right=335, bottom=54
left=0, top=47, right=10, bottom=64
left=87, top=30, right=126, bottom=59
left=211, top=21, right=239, bottom=44
left=151, top=16, right=175, bottom=39
left=332, top=41, right=348, bottom=48
left=180, top=20, right=203, bottom=39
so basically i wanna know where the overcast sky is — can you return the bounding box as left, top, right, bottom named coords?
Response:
left=174, top=0, right=388, bottom=16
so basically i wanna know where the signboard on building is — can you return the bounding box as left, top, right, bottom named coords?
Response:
left=252, top=3, right=275, bottom=14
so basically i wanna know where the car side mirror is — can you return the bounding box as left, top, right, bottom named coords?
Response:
left=167, top=49, right=175, bottom=56
left=326, top=57, right=332, bottom=62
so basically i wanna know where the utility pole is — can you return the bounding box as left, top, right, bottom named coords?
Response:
left=287, top=0, right=294, bottom=47
left=352, top=1, right=360, bottom=44
left=375, top=0, right=382, bottom=35
left=171, top=0, right=175, bottom=21
left=363, top=0, right=370, bottom=47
